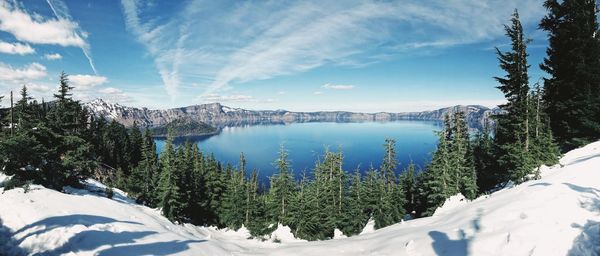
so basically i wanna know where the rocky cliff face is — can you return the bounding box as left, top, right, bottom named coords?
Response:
left=85, top=99, right=498, bottom=129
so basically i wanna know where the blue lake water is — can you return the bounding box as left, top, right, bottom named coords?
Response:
left=155, top=121, right=442, bottom=181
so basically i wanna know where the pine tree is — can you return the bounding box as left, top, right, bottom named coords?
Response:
left=494, top=10, right=536, bottom=184
left=267, top=145, right=296, bottom=225
left=129, top=122, right=143, bottom=168
left=400, top=162, right=418, bottom=214
left=540, top=0, right=600, bottom=149
left=421, top=126, right=452, bottom=216
left=220, top=153, right=248, bottom=229
left=128, top=128, right=160, bottom=206
left=158, top=133, right=184, bottom=222
left=473, top=124, right=498, bottom=193
left=342, top=168, right=368, bottom=236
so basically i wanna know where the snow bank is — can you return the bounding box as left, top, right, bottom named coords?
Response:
left=333, top=229, right=347, bottom=239
left=269, top=224, right=306, bottom=243
left=359, top=218, right=376, bottom=235
left=432, top=193, right=468, bottom=217
left=1, top=141, right=599, bottom=255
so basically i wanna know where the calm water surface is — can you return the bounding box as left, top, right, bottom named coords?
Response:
left=155, top=121, right=441, bottom=181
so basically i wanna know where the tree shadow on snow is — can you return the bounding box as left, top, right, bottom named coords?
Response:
left=568, top=220, right=600, bottom=256
left=15, top=214, right=141, bottom=244
left=563, top=183, right=600, bottom=212
left=34, top=230, right=157, bottom=256
left=0, top=217, right=26, bottom=256
left=564, top=153, right=600, bottom=166
left=528, top=182, right=552, bottom=187
left=428, top=209, right=483, bottom=256
left=96, top=240, right=206, bottom=256
left=12, top=214, right=205, bottom=255
left=563, top=183, right=600, bottom=255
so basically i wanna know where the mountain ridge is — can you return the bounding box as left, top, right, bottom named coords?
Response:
left=84, top=99, right=500, bottom=129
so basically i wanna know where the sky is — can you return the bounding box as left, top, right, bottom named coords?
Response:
left=0, top=0, right=561, bottom=112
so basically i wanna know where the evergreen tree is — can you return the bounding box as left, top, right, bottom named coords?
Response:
left=128, top=128, right=160, bottom=206
left=473, top=124, right=498, bottom=193
left=342, top=168, right=368, bottom=236
left=540, top=0, right=600, bottom=149
left=421, top=125, right=452, bottom=216
left=400, top=162, right=418, bottom=214
left=129, top=122, right=143, bottom=168
left=494, top=10, right=536, bottom=184
left=267, top=145, right=296, bottom=225
left=157, top=133, right=184, bottom=222
left=220, top=153, right=248, bottom=229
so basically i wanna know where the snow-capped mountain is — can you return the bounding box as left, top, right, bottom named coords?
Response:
left=84, top=99, right=498, bottom=129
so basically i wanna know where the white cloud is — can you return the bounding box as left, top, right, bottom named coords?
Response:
left=97, top=87, right=133, bottom=103
left=0, top=1, right=86, bottom=47
left=322, top=83, right=355, bottom=90
left=69, top=74, right=108, bottom=89
left=0, top=1, right=96, bottom=73
left=99, top=87, right=121, bottom=94
left=277, top=91, right=286, bottom=95
left=0, top=40, right=34, bottom=55
left=27, top=83, right=52, bottom=93
left=0, top=62, right=47, bottom=82
left=313, top=91, right=324, bottom=95
left=44, top=53, right=62, bottom=60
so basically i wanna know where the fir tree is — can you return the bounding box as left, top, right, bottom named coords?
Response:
left=267, top=145, right=296, bottom=225
left=157, top=133, right=184, bottom=222
left=540, top=0, right=600, bottom=149
left=400, top=162, right=418, bottom=214
left=494, top=10, right=536, bottom=184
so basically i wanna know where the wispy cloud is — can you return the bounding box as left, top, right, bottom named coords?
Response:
left=0, top=62, right=47, bottom=82
left=44, top=53, right=62, bottom=60
left=313, top=91, right=324, bottom=95
left=322, top=83, right=354, bottom=90
left=45, top=0, right=97, bottom=74
left=120, top=0, right=546, bottom=103
left=0, top=40, right=34, bottom=55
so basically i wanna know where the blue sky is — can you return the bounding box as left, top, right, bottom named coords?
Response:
left=0, top=0, right=556, bottom=112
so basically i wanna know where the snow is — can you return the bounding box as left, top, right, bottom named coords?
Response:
left=432, top=194, right=468, bottom=217
left=333, top=229, right=347, bottom=239
left=359, top=218, right=376, bottom=235
left=268, top=224, right=306, bottom=243
left=1, top=141, right=600, bottom=255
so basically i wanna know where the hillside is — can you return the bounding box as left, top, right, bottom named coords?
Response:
left=84, top=99, right=498, bottom=130
left=1, top=141, right=598, bottom=255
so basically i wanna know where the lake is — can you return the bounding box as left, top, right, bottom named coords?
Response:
left=155, top=121, right=442, bottom=181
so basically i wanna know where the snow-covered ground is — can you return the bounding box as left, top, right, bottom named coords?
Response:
left=1, top=141, right=600, bottom=255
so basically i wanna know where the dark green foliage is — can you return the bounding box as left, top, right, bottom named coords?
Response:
left=419, top=112, right=477, bottom=216
left=157, top=133, right=185, bottom=222
left=267, top=146, right=296, bottom=225
left=473, top=125, right=498, bottom=193
left=151, top=117, right=216, bottom=137
left=540, top=0, right=600, bottom=150
left=400, top=162, right=418, bottom=215
left=491, top=10, right=561, bottom=185
left=493, top=10, right=536, bottom=184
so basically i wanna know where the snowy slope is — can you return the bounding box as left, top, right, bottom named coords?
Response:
left=1, top=141, right=600, bottom=255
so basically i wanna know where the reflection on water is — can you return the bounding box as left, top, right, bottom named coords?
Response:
left=156, top=121, right=442, bottom=181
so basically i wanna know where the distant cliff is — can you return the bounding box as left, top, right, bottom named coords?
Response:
left=85, top=99, right=499, bottom=130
